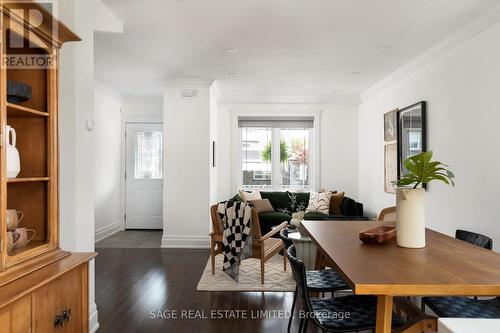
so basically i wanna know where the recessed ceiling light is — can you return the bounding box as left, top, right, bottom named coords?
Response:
left=227, top=72, right=240, bottom=77
left=377, top=45, right=391, bottom=50
left=224, top=48, right=238, bottom=54
left=351, top=71, right=361, bottom=76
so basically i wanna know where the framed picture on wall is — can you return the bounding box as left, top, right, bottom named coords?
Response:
left=384, top=109, right=398, bottom=142
left=384, top=143, right=397, bottom=194
left=397, top=101, right=427, bottom=181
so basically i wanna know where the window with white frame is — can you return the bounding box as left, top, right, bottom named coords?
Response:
left=238, top=117, right=313, bottom=191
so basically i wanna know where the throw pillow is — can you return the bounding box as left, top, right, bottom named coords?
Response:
left=238, top=189, right=261, bottom=202
left=249, top=199, right=275, bottom=213
left=306, top=191, right=332, bottom=215
left=329, top=191, right=345, bottom=215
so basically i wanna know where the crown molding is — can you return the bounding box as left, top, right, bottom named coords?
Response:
left=218, top=94, right=360, bottom=105
left=360, top=5, right=500, bottom=102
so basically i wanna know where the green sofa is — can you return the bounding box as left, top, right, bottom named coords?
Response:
left=232, top=191, right=368, bottom=235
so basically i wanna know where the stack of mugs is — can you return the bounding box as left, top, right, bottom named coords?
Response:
left=6, top=209, right=35, bottom=254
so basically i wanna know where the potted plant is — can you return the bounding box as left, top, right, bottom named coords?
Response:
left=394, top=151, right=455, bottom=248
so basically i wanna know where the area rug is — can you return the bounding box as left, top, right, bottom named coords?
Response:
left=197, top=254, right=295, bottom=292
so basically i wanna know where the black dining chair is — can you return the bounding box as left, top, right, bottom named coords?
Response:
left=421, top=230, right=500, bottom=318
left=286, top=245, right=405, bottom=332
left=279, top=229, right=351, bottom=332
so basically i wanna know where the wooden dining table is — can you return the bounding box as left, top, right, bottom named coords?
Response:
left=301, top=220, right=500, bottom=333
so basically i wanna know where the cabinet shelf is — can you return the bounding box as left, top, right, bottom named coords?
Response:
left=7, top=103, right=49, bottom=118
left=7, top=177, right=50, bottom=183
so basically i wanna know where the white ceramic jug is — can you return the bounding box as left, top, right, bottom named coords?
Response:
left=6, top=125, right=20, bottom=178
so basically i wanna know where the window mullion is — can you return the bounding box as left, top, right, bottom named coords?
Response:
left=272, top=128, right=281, bottom=190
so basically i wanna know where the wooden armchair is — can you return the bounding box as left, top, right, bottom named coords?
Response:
left=377, top=206, right=396, bottom=221
left=209, top=205, right=288, bottom=284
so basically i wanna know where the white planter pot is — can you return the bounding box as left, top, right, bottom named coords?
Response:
left=396, top=188, right=426, bottom=248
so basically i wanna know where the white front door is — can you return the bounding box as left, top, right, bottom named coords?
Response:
left=125, top=123, right=163, bottom=229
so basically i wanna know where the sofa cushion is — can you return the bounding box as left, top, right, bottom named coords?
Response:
left=249, top=199, right=275, bottom=213
left=304, top=212, right=369, bottom=221
left=289, top=192, right=309, bottom=213
left=239, top=189, right=261, bottom=202
left=306, top=191, right=332, bottom=215
left=341, top=197, right=360, bottom=216
left=257, top=211, right=292, bottom=235
left=330, top=191, right=345, bottom=215
left=260, top=191, right=291, bottom=213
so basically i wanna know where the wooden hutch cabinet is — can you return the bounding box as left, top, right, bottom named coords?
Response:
left=0, top=2, right=95, bottom=332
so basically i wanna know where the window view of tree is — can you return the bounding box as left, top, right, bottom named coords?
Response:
left=241, top=126, right=310, bottom=191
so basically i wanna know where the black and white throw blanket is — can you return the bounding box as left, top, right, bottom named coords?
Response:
left=217, top=201, right=253, bottom=282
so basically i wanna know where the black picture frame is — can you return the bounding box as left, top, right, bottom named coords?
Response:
left=397, top=101, right=427, bottom=187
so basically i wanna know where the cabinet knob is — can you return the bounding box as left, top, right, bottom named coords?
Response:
left=62, top=308, right=72, bottom=322
left=54, top=314, right=63, bottom=327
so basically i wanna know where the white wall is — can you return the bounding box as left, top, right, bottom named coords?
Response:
left=216, top=103, right=359, bottom=202
left=58, top=1, right=123, bottom=332
left=359, top=20, right=500, bottom=249
left=123, top=95, right=163, bottom=122
left=162, top=80, right=213, bottom=248
left=94, top=84, right=123, bottom=241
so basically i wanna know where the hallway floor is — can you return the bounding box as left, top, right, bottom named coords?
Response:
left=96, top=230, right=162, bottom=248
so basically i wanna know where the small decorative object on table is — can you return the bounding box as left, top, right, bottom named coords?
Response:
left=359, top=225, right=396, bottom=244
left=394, top=151, right=455, bottom=248
left=290, top=211, right=305, bottom=228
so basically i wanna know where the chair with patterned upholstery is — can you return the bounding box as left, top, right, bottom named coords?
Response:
left=279, top=229, right=350, bottom=332
left=286, top=245, right=405, bottom=332
left=421, top=230, right=499, bottom=318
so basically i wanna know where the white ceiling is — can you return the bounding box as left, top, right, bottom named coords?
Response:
left=95, top=0, right=500, bottom=99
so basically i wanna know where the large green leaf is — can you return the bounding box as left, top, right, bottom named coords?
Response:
left=395, top=151, right=455, bottom=188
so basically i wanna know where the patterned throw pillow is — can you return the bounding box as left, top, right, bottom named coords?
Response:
left=306, top=191, right=332, bottom=215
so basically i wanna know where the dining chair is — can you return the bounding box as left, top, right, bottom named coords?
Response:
left=279, top=229, right=350, bottom=332
left=376, top=206, right=396, bottom=221
left=209, top=204, right=288, bottom=284
left=421, top=230, right=499, bottom=318
left=286, top=245, right=405, bottom=332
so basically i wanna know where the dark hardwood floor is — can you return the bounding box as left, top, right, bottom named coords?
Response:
left=95, top=248, right=312, bottom=333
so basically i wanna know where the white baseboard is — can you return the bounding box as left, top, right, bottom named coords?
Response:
left=161, top=234, right=210, bottom=249
left=89, top=302, right=99, bottom=333
left=95, top=220, right=123, bottom=243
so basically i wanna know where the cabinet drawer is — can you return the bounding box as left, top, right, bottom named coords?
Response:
left=33, top=267, right=83, bottom=333
left=0, top=296, right=31, bottom=333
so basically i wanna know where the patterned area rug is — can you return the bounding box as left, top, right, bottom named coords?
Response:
left=197, top=254, right=295, bottom=292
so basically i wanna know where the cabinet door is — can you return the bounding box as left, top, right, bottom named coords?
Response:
left=33, top=267, right=83, bottom=333
left=0, top=296, right=31, bottom=333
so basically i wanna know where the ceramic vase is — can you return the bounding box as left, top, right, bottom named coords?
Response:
left=396, top=187, right=426, bottom=248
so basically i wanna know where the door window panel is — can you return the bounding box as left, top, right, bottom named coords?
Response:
left=134, top=131, right=163, bottom=179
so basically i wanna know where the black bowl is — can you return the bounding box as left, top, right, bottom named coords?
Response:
left=7, top=80, right=32, bottom=104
